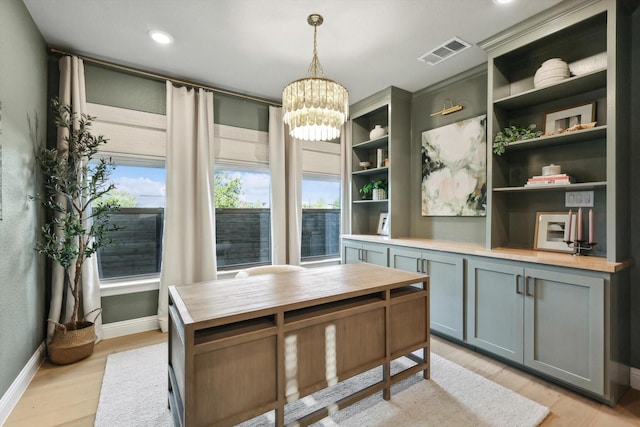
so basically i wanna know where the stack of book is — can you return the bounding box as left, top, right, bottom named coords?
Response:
left=525, top=173, right=575, bottom=187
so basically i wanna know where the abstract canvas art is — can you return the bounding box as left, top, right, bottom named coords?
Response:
left=421, top=114, right=486, bottom=216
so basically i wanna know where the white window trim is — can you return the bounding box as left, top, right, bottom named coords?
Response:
left=100, top=275, right=160, bottom=296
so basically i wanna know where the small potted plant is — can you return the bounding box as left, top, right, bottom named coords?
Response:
left=493, top=124, right=542, bottom=155
left=359, top=178, right=387, bottom=200
left=34, top=98, right=120, bottom=364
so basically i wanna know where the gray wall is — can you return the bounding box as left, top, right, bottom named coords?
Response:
left=84, top=63, right=270, bottom=131
left=410, top=66, right=487, bottom=245
left=629, top=6, right=639, bottom=371
left=0, top=0, right=48, bottom=403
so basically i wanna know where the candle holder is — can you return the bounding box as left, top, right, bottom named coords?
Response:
left=564, top=239, right=597, bottom=256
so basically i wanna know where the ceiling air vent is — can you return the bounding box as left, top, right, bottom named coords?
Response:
left=418, top=37, right=471, bottom=66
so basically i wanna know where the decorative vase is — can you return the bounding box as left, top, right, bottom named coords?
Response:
left=533, top=58, right=570, bottom=88
left=372, top=188, right=387, bottom=200
left=47, top=321, right=97, bottom=365
left=369, top=125, right=386, bottom=140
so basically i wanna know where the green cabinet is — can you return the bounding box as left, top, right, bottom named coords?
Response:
left=467, top=259, right=605, bottom=395
left=389, top=246, right=464, bottom=340
left=341, top=239, right=388, bottom=266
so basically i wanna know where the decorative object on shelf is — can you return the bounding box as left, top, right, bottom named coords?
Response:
left=377, top=213, right=389, bottom=235
left=543, top=101, right=595, bottom=135
left=359, top=178, right=387, bottom=200
left=372, top=187, right=387, bottom=201
left=542, top=164, right=561, bottom=176
left=376, top=148, right=386, bottom=168
left=422, top=115, right=487, bottom=216
left=430, top=99, right=463, bottom=116
left=369, top=124, right=387, bottom=140
left=533, top=58, right=570, bottom=88
left=543, top=121, right=597, bottom=136
left=358, top=161, right=371, bottom=170
left=563, top=208, right=597, bottom=256
left=525, top=173, right=575, bottom=187
left=534, top=211, right=576, bottom=253
left=33, top=98, right=121, bottom=364
left=493, top=124, right=542, bottom=155
left=282, top=14, right=349, bottom=142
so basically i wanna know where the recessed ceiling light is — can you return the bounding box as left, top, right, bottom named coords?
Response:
left=493, top=0, right=515, bottom=4
left=148, top=30, right=173, bottom=45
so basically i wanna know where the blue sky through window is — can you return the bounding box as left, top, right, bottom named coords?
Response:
left=109, top=166, right=340, bottom=208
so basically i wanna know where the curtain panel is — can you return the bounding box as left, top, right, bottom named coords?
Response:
left=158, top=82, right=217, bottom=332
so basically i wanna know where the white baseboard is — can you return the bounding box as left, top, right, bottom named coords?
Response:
left=102, top=315, right=160, bottom=339
left=0, top=342, right=45, bottom=426
left=631, top=367, right=640, bottom=390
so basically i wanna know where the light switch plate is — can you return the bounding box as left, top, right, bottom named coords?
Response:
left=565, top=191, right=594, bottom=207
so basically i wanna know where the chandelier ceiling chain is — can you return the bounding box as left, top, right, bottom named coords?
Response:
left=282, top=13, right=349, bottom=142
left=307, top=14, right=324, bottom=78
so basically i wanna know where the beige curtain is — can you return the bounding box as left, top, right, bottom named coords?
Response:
left=268, top=106, right=287, bottom=264
left=286, top=135, right=303, bottom=265
left=158, top=82, right=217, bottom=332
left=340, top=124, right=352, bottom=236
left=48, top=55, right=103, bottom=342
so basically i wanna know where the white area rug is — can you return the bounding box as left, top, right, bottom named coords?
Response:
left=95, top=343, right=549, bottom=427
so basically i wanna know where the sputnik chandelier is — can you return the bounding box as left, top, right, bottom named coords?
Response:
left=282, top=14, right=349, bottom=142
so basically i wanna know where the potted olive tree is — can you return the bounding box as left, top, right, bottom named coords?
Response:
left=34, top=98, right=120, bottom=364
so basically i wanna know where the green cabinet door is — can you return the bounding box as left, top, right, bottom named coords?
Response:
left=362, top=242, right=388, bottom=266
left=389, top=247, right=464, bottom=340
left=524, top=267, right=605, bottom=395
left=467, top=259, right=524, bottom=363
left=342, top=240, right=363, bottom=264
left=341, top=239, right=388, bottom=266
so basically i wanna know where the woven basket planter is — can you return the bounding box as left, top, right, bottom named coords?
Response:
left=372, top=188, right=387, bottom=200
left=47, top=320, right=97, bottom=365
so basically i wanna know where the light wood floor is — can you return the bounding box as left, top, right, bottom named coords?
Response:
left=4, top=330, right=640, bottom=426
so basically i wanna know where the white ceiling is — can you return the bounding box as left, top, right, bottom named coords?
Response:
left=23, top=0, right=564, bottom=105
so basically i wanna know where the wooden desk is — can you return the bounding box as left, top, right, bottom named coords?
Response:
left=167, top=263, right=430, bottom=427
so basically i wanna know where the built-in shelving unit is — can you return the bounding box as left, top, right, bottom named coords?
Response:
left=349, top=86, right=412, bottom=237
left=481, top=0, right=631, bottom=262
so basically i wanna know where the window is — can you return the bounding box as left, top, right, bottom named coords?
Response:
left=214, top=166, right=271, bottom=270
left=96, top=163, right=166, bottom=280
left=301, top=175, right=341, bottom=261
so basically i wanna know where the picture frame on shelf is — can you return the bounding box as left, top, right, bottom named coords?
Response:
left=533, top=211, right=577, bottom=253
left=377, top=213, right=389, bottom=236
left=543, top=101, right=595, bottom=135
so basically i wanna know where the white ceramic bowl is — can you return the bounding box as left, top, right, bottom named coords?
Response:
left=534, top=76, right=568, bottom=87
left=534, top=68, right=570, bottom=79
left=359, top=161, right=371, bottom=169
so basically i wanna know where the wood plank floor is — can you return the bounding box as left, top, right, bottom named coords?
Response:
left=4, top=330, right=640, bottom=426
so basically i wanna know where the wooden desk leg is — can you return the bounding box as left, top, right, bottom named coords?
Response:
left=276, top=407, right=284, bottom=427
left=276, top=311, right=285, bottom=427
left=423, top=346, right=430, bottom=380
left=383, top=360, right=391, bottom=400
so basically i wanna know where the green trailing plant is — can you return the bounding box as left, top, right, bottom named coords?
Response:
left=493, top=124, right=542, bottom=155
left=359, top=178, right=387, bottom=199
left=34, top=98, right=121, bottom=330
